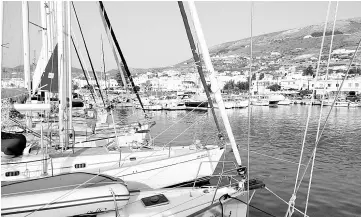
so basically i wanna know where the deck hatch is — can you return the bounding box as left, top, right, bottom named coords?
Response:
left=141, top=194, right=169, bottom=208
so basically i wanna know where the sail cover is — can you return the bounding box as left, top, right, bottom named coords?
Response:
left=39, top=44, right=59, bottom=93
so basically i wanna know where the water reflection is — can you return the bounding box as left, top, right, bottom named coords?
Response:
left=114, top=106, right=361, bottom=216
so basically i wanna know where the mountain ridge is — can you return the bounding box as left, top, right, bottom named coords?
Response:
left=2, top=16, right=361, bottom=79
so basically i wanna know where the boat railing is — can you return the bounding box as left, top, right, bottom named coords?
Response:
left=192, top=160, right=240, bottom=190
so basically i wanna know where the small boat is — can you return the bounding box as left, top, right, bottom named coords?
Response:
left=278, top=98, right=292, bottom=105
left=160, top=95, right=187, bottom=110
left=182, top=92, right=209, bottom=109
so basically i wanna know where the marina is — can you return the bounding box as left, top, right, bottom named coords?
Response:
left=1, top=1, right=361, bottom=217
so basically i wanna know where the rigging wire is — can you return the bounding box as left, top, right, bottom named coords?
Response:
left=98, top=1, right=146, bottom=113
left=177, top=1, right=222, bottom=136
left=285, top=2, right=331, bottom=217
left=303, top=2, right=339, bottom=216
left=247, top=2, right=254, bottom=217
left=71, top=2, right=106, bottom=107
left=70, top=35, right=97, bottom=103
left=295, top=13, right=361, bottom=197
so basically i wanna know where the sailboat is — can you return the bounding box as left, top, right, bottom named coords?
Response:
left=2, top=1, right=265, bottom=217
left=1, top=1, right=225, bottom=192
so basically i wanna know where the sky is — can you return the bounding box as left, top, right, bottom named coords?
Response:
left=2, top=1, right=361, bottom=71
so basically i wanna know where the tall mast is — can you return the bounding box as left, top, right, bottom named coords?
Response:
left=0, top=1, right=3, bottom=70
left=187, top=1, right=242, bottom=165
left=22, top=1, right=31, bottom=92
left=58, top=1, right=69, bottom=149
left=40, top=1, right=48, bottom=67
left=22, top=1, right=32, bottom=129
left=67, top=1, right=72, bottom=131
left=100, top=35, right=108, bottom=95
left=178, top=2, right=222, bottom=135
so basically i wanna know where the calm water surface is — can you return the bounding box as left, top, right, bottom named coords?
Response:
left=114, top=105, right=361, bottom=217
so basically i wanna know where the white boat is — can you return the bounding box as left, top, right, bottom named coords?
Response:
left=1, top=0, right=224, bottom=189
left=1, top=172, right=130, bottom=217
left=234, top=96, right=249, bottom=108
left=160, top=95, right=187, bottom=110
left=2, top=168, right=260, bottom=217
left=223, top=98, right=235, bottom=109
left=349, top=101, right=361, bottom=107
left=278, top=98, right=292, bottom=105
left=251, top=95, right=279, bottom=106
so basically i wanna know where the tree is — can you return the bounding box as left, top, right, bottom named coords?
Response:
left=223, top=80, right=236, bottom=91
left=235, top=81, right=249, bottom=91
left=349, top=68, right=361, bottom=75
left=259, top=73, right=265, bottom=80
left=267, top=84, right=281, bottom=91
left=303, top=65, right=314, bottom=76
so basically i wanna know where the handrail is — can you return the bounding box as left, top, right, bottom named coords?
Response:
left=192, top=160, right=239, bottom=190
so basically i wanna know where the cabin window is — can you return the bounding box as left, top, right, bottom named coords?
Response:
left=336, top=84, right=339, bottom=87
left=356, top=83, right=359, bottom=87
left=130, top=157, right=136, bottom=161
left=5, top=171, right=20, bottom=177
left=75, top=163, right=86, bottom=169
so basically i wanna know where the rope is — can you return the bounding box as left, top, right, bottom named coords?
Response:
left=266, top=187, right=309, bottom=217
left=247, top=3, right=254, bottom=217
left=295, top=16, right=361, bottom=198
left=221, top=194, right=277, bottom=217
left=286, top=2, right=331, bottom=217
left=304, top=3, right=339, bottom=217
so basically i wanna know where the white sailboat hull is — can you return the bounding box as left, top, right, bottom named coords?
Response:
left=97, top=187, right=247, bottom=217
left=2, top=172, right=247, bottom=217
left=2, top=173, right=130, bottom=217
left=2, top=146, right=224, bottom=189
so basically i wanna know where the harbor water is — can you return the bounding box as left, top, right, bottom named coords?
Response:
left=114, top=105, right=361, bottom=217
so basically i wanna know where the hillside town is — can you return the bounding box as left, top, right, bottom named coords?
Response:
left=4, top=48, right=359, bottom=96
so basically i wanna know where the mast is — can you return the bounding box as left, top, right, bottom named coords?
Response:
left=40, top=1, right=48, bottom=86
left=178, top=2, right=221, bottom=134
left=67, top=1, right=72, bottom=131
left=22, top=1, right=32, bottom=128
left=97, top=1, right=146, bottom=113
left=100, top=35, right=108, bottom=96
left=57, top=1, right=69, bottom=149
left=186, top=1, right=242, bottom=165
left=0, top=1, right=3, bottom=70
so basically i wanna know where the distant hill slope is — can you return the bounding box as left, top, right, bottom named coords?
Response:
left=206, top=17, right=361, bottom=57
left=2, top=17, right=360, bottom=79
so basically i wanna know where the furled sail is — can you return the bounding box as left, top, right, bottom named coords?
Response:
left=31, top=43, right=47, bottom=93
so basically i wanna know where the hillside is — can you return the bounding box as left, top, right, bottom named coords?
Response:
left=207, top=17, right=361, bottom=57
left=2, top=17, right=361, bottom=79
